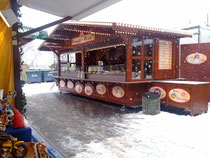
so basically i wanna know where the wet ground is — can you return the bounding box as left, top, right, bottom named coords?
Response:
left=24, top=82, right=210, bottom=158
left=24, top=83, right=136, bottom=157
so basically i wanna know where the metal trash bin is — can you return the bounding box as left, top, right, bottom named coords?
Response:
left=142, top=92, right=160, bottom=115
left=25, top=70, right=42, bottom=83
left=42, top=70, right=56, bottom=82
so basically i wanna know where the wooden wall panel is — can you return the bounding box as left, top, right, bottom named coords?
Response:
left=147, top=82, right=209, bottom=116
left=59, top=78, right=146, bottom=106
left=181, top=43, right=210, bottom=100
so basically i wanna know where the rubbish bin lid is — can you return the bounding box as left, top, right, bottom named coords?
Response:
left=142, top=92, right=160, bottom=99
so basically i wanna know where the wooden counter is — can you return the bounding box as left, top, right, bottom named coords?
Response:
left=54, top=76, right=149, bottom=106
left=148, top=81, right=209, bottom=116
left=54, top=76, right=184, bottom=84
left=55, top=76, right=209, bottom=116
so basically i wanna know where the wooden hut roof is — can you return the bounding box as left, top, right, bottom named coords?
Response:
left=39, top=21, right=192, bottom=53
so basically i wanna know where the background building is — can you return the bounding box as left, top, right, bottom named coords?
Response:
left=181, top=25, right=210, bottom=44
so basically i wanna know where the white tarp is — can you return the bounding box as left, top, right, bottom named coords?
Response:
left=18, top=0, right=121, bottom=19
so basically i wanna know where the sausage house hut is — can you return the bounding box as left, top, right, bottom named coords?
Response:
left=39, top=21, right=209, bottom=116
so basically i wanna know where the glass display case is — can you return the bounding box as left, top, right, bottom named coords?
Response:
left=61, top=63, right=81, bottom=73
left=87, top=64, right=126, bottom=75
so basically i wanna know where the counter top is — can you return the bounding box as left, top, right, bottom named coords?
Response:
left=54, top=76, right=152, bottom=84
left=153, top=80, right=210, bottom=85
left=54, top=76, right=209, bottom=85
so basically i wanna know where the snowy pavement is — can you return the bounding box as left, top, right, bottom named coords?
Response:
left=23, top=82, right=210, bottom=158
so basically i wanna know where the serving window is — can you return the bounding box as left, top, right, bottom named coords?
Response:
left=131, top=36, right=154, bottom=80
left=60, top=53, right=81, bottom=73
left=60, top=54, right=68, bottom=63
left=85, top=46, right=126, bottom=76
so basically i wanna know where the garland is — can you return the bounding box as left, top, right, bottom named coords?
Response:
left=14, top=0, right=27, bottom=115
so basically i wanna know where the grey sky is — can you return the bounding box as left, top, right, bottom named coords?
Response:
left=20, top=0, right=210, bottom=31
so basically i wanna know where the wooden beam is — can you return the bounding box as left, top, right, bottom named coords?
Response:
left=126, top=36, right=132, bottom=82
left=62, top=24, right=114, bottom=35
left=13, top=16, right=72, bottom=39
left=81, top=46, right=85, bottom=72
left=58, top=54, right=61, bottom=77
left=11, top=0, right=22, bottom=112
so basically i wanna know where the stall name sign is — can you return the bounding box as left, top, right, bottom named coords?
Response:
left=158, top=40, right=172, bottom=70
left=71, top=32, right=95, bottom=46
left=169, top=88, right=190, bottom=103
left=186, top=52, right=207, bottom=64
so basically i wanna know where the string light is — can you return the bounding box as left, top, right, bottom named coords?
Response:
left=115, top=22, right=192, bottom=36
left=52, top=37, right=70, bottom=41
left=66, top=51, right=81, bottom=54
left=63, top=21, right=191, bottom=37
left=86, top=43, right=126, bottom=52
left=47, top=45, right=63, bottom=48
left=42, top=21, right=192, bottom=50
left=63, top=27, right=111, bottom=36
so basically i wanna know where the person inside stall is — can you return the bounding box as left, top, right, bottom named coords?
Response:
left=118, top=55, right=124, bottom=64
left=101, top=55, right=108, bottom=66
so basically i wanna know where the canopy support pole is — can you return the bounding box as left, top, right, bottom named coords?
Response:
left=11, top=0, right=22, bottom=111
left=13, top=16, right=72, bottom=39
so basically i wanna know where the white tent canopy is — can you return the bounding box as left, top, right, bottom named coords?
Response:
left=18, top=0, right=121, bottom=19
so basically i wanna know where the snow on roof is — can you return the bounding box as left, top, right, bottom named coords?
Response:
left=61, top=21, right=193, bottom=37
left=38, top=21, right=192, bottom=52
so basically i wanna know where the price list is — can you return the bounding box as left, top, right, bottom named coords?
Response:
left=159, top=40, right=172, bottom=70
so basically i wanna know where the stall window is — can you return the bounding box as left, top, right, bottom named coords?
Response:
left=144, top=60, right=152, bottom=79
left=61, top=64, right=68, bottom=73
left=131, top=37, right=154, bottom=80
left=144, top=39, right=153, bottom=57
left=132, top=37, right=142, bottom=57
left=60, top=54, right=68, bottom=63
left=69, top=53, right=76, bottom=63
left=86, top=46, right=126, bottom=76
left=132, top=59, right=141, bottom=79
left=60, top=53, right=81, bottom=73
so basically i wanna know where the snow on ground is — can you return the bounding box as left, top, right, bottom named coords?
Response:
left=23, top=82, right=59, bottom=96
left=23, top=82, right=210, bottom=158
left=74, top=108, right=210, bottom=158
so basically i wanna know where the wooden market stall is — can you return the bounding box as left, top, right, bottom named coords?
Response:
left=39, top=21, right=209, bottom=116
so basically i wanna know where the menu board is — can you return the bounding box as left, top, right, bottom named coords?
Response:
left=158, top=40, right=172, bottom=70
